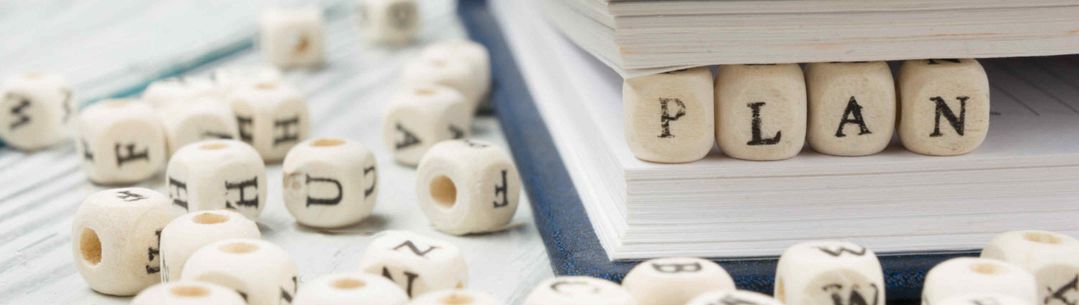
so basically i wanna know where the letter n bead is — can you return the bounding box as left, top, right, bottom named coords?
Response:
left=715, top=64, right=807, bottom=161
left=357, top=230, right=468, bottom=297
left=283, top=137, right=378, bottom=228
left=623, top=67, right=714, bottom=163
left=981, top=230, right=1079, bottom=305
left=622, top=257, right=736, bottom=305
left=181, top=239, right=299, bottom=305
left=131, top=281, right=246, bottom=305
left=75, top=99, right=167, bottom=185
left=687, top=290, right=786, bottom=305
left=922, top=258, right=1038, bottom=305
left=0, top=73, right=74, bottom=151
left=522, top=276, right=636, bottom=305
left=898, top=59, right=990, bottom=156
left=416, top=139, right=520, bottom=235
left=382, top=85, right=472, bottom=166
left=159, top=210, right=261, bottom=282
left=294, top=273, right=408, bottom=305
left=259, top=7, right=325, bottom=68
left=806, top=62, right=895, bottom=156
left=774, top=241, right=885, bottom=305
left=166, top=140, right=267, bottom=219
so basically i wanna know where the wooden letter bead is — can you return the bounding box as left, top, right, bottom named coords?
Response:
left=358, top=0, right=419, bottom=45
left=75, top=99, right=167, bottom=185
left=283, top=137, right=378, bottom=228
left=181, top=239, right=299, bottom=305
left=981, top=231, right=1079, bottom=305
left=411, top=289, right=502, bottom=305
left=166, top=140, right=267, bottom=219
left=923, top=258, right=1038, bottom=305
left=416, top=140, right=520, bottom=235
left=715, top=64, right=807, bottom=161
left=774, top=241, right=885, bottom=305
left=259, top=7, right=325, bottom=68
left=622, top=257, right=736, bottom=305
left=687, top=290, right=785, bottom=305
left=294, top=273, right=409, bottom=305
left=623, top=67, right=714, bottom=163
left=142, top=77, right=221, bottom=109
left=420, top=40, right=493, bottom=106
left=357, top=230, right=468, bottom=297
left=898, top=59, right=990, bottom=156
left=0, top=73, right=74, bottom=151
left=806, top=62, right=896, bottom=156
left=159, top=97, right=240, bottom=155
left=227, top=81, right=310, bottom=162
left=522, top=276, right=637, bottom=305
left=71, top=188, right=184, bottom=295
left=212, top=66, right=284, bottom=96
left=382, top=85, right=472, bottom=166
left=131, top=281, right=246, bottom=305
left=402, top=52, right=483, bottom=109
left=937, top=294, right=1034, bottom=305
left=159, top=210, right=261, bottom=282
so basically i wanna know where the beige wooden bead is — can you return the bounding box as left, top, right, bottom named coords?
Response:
left=420, top=40, right=492, bottom=107
left=775, top=241, right=885, bottom=305
left=715, top=64, right=807, bottom=161
left=283, top=137, right=378, bottom=228
left=623, top=67, right=714, bottom=163
left=75, top=99, right=167, bottom=185
left=522, top=276, right=637, bottom=305
left=381, top=85, right=472, bottom=166
left=416, top=140, right=520, bottom=235
left=923, top=258, right=1038, bottom=305
left=806, top=62, right=896, bottom=156
left=358, top=0, right=419, bottom=45
left=410, top=289, right=502, bottom=305
left=159, top=210, right=261, bottom=282
left=71, top=188, right=184, bottom=296
left=622, top=257, right=736, bottom=305
left=937, top=293, right=1034, bottom=305
left=260, top=7, right=325, bottom=68
left=357, top=230, right=468, bottom=298
left=0, top=73, right=74, bottom=151
left=181, top=239, right=299, bottom=305
left=227, top=81, right=310, bottom=162
left=898, top=59, right=990, bottom=156
left=131, top=280, right=247, bottom=305
left=687, top=290, right=785, bottom=305
left=212, top=66, right=284, bottom=97
left=981, top=231, right=1079, bottom=305
left=159, top=97, right=240, bottom=155
left=294, top=273, right=409, bottom=305
left=402, top=52, right=483, bottom=109
left=166, top=140, right=267, bottom=219
left=143, top=77, right=221, bottom=109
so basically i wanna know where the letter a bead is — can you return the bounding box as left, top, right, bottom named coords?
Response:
left=259, top=7, right=325, bottom=68
left=227, top=81, right=310, bottom=162
left=898, top=59, right=990, bottom=156
left=0, top=73, right=74, bottom=151
left=416, top=140, right=520, bottom=235
left=382, top=85, right=472, bottom=166
left=922, top=258, right=1038, bottom=305
left=522, top=276, right=637, bottom=305
left=182, top=239, right=299, bottom=305
left=622, top=257, right=736, bottom=305
left=159, top=210, right=261, bottom=282
left=283, top=137, right=378, bottom=228
left=806, top=62, right=896, bottom=156
left=687, top=290, right=785, bottom=305
left=357, top=230, right=468, bottom=298
left=358, top=0, right=419, bottom=45
left=166, top=140, right=267, bottom=219
left=411, top=289, right=503, bottom=305
left=715, top=64, right=807, bottom=161
left=75, top=99, right=167, bottom=185
left=131, top=281, right=246, bottom=305
left=981, top=231, right=1079, bottom=305
left=294, top=273, right=409, bottom=305
left=623, top=67, right=715, bottom=163
left=774, top=241, right=885, bottom=305
left=72, top=188, right=184, bottom=295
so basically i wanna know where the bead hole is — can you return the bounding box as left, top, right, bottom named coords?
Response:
left=332, top=278, right=366, bottom=290
left=256, top=82, right=278, bottom=90
left=199, top=142, right=229, bottom=150
left=170, top=285, right=210, bottom=298
left=80, top=228, right=102, bottom=266
left=25, top=72, right=43, bottom=79
left=311, top=138, right=345, bottom=147
left=415, top=87, right=436, bottom=96
left=193, top=212, right=229, bottom=224
left=441, top=294, right=474, bottom=305
left=220, top=242, right=258, bottom=254
left=430, top=176, right=457, bottom=208
left=971, top=262, right=1001, bottom=275
left=1024, top=232, right=1062, bottom=244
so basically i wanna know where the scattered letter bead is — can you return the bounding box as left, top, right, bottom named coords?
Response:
left=227, top=81, right=310, bottom=162
left=416, top=140, right=520, bottom=235
left=922, top=257, right=1038, bottom=305
left=622, top=257, right=736, bottom=305
left=402, top=53, right=483, bottom=109
left=981, top=230, right=1079, bottom=305
left=182, top=239, right=299, bottom=305
left=72, top=188, right=184, bottom=295
left=774, top=241, right=885, bottom=305
left=357, top=230, right=468, bottom=297
left=260, top=7, right=325, bottom=68
left=283, top=137, right=378, bottom=228
left=421, top=40, right=492, bottom=103
left=411, top=289, right=503, bottom=305
left=687, top=290, right=785, bottom=305
left=294, top=273, right=409, bottom=305
left=898, top=59, right=990, bottom=156
left=382, top=85, right=472, bottom=166
left=0, top=73, right=74, bottom=151
left=806, top=62, right=896, bottom=156
left=75, top=99, right=167, bottom=185
left=715, top=64, right=807, bottom=161
left=142, top=77, right=221, bottom=109
left=212, top=66, right=285, bottom=96
left=358, top=0, right=419, bottom=45
left=159, top=97, right=240, bottom=155
left=623, top=67, right=715, bottom=163
left=522, top=276, right=637, bottom=305
left=159, top=210, right=261, bottom=282
left=937, top=294, right=1034, bottom=305
left=131, top=281, right=246, bottom=305
left=166, top=140, right=267, bottom=219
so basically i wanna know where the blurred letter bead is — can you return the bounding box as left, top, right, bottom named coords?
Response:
left=774, top=241, right=885, bottom=305
left=898, top=59, right=990, bottom=156
left=922, top=258, right=1038, bottom=305
left=142, top=77, right=220, bottom=109
left=259, top=7, right=325, bottom=68
left=181, top=239, right=299, bottom=305
left=283, top=137, right=378, bottom=228
left=358, top=0, right=419, bottom=45
left=715, top=64, right=807, bottom=161
left=402, top=53, right=482, bottom=109
left=382, top=85, right=472, bottom=166
left=937, top=294, right=1034, bottom=305
left=623, top=67, right=715, bottom=163
left=0, top=73, right=74, bottom=151
left=411, top=289, right=503, bottom=305
left=159, top=210, right=261, bottom=282
left=159, top=97, right=240, bottom=155
left=131, top=281, right=246, bottom=305
left=166, top=140, right=267, bottom=219
left=294, top=273, right=408, bottom=305
left=981, top=230, right=1079, bottom=305
left=622, top=257, right=736, bottom=305
left=421, top=41, right=492, bottom=101
left=416, top=140, right=520, bottom=235
left=75, top=99, right=167, bottom=185
left=357, top=230, right=468, bottom=297
left=228, top=81, right=310, bottom=162
left=523, top=276, right=637, bottom=305
left=72, top=188, right=183, bottom=295
left=806, top=62, right=896, bottom=156
left=687, top=290, right=786, bottom=305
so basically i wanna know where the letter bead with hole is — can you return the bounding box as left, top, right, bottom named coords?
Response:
left=357, top=230, right=468, bottom=298
left=981, top=231, right=1079, bottom=305
left=358, top=0, right=419, bottom=45
left=401, top=52, right=483, bottom=109
left=166, top=140, right=267, bottom=219
left=715, top=64, right=807, bottom=161
left=421, top=40, right=492, bottom=103
left=774, top=241, right=885, bottom=305
left=522, top=276, right=637, bottom=305
left=416, top=139, right=520, bottom=235
left=687, top=290, right=786, bottom=305
left=898, top=59, right=990, bottom=156
left=131, top=281, right=247, bottom=305
left=182, top=239, right=299, bottom=305
left=283, top=137, right=378, bottom=228
left=411, top=289, right=503, bottom=305
left=937, top=294, right=1034, bottom=305
left=75, top=99, right=167, bottom=185
left=159, top=210, right=261, bottom=282
left=623, top=67, right=714, bottom=163
left=622, top=257, right=736, bottom=305
left=227, top=81, right=310, bottom=162
left=922, top=258, right=1038, bottom=305
left=159, top=97, right=241, bottom=155
left=0, top=73, right=75, bottom=151
left=382, top=85, right=472, bottom=166
left=806, top=62, right=896, bottom=156
left=71, top=188, right=184, bottom=296
left=259, top=7, right=325, bottom=68
left=294, top=273, right=409, bottom=305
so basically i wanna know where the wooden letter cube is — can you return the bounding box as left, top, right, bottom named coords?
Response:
left=72, top=188, right=184, bottom=295
left=142, top=77, right=221, bottom=109
left=687, top=290, right=786, bottom=305
left=294, top=273, right=408, bottom=305
left=75, top=99, right=167, bottom=185
left=0, top=73, right=74, bottom=151
left=623, top=67, right=715, bottom=163
left=416, top=140, right=520, bottom=235
left=923, top=258, right=1038, bottom=305
left=159, top=97, right=240, bottom=155
left=622, top=257, right=736, bottom=305
left=259, top=7, right=325, bottom=68
left=166, top=140, right=267, bottom=219
left=898, top=59, right=990, bottom=156
left=211, top=66, right=284, bottom=97
left=358, top=0, right=419, bottom=45
left=981, top=230, right=1079, bottom=305
left=357, top=230, right=468, bottom=297
left=412, top=289, right=503, bottom=305
left=937, top=294, right=1033, bottom=305
left=131, top=281, right=246, bottom=305
left=159, top=210, right=261, bottom=282
left=522, top=276, right=637, bottom=305
left=715, top=64, right=807, bottom=161
left=421, top=40, right=493, bottom=105
left=382, top=85, right=472, bottom=166
left=401, top=53, right=483, bottom=110
left=283, top=137, right=378, bottom=228
left=806, top=62, right=896, bottom=156
left=227, top=81, right=310, bottom=162
left=181, top=239, right=299, bottom=305
left=775, top=241, right=885, bottom=305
